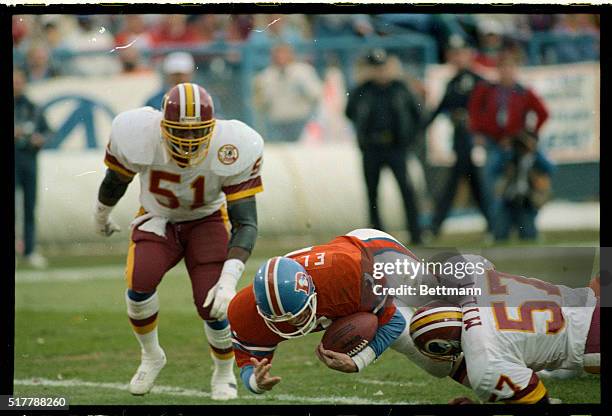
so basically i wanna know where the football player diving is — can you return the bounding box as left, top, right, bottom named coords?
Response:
left=94, top=82, right=264, bottom=400
left=227, top=229, right=456, bottom=395
left=408, top=256, right=600, bottom=404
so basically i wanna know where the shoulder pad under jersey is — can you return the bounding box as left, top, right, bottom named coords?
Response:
left=110, top=107, right=163, bottom=166
left=209, top=119, right=264, bottom=176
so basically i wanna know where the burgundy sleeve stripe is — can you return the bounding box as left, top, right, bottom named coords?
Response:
left=104, top=151, right=136, bottom=176
left=511, top=373, right=540, bottom=401
left=222, top=176, right=262, bottom=195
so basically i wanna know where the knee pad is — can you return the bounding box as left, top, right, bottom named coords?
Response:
left=126, top=290, right=159, bottom=320
left=204, top=319, right=233, bottom=354
left=127, top=289, right=155, bottom=302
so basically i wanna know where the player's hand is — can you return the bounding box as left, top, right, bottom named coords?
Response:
left=315, top=343, right=358, bottom=373
left=203, top=259, right=244, bottom=320
left=203, top=280, right=236, bottom=320
left=449, top=396, right=475, bottom=405
left=95, top=217, right=121, bottom=237
left=94, top=201, right=120, bottom=237
left=250, top=357, right=281, bottom=391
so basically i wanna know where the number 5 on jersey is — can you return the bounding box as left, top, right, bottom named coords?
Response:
left=149, top=170, right=205, bottom=210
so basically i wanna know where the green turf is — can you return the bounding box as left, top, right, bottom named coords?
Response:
left=13, top=233, right=600, bottom=405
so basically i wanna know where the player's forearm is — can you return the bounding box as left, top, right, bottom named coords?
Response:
left=227, top=197, right=258, bottom=256
left=240, top=365, right=265, bottom=394
left=98, top=169, right=132, bottom=206
left=352, top=309, right=407, bottom=371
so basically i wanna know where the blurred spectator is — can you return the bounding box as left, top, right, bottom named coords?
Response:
left=474, top=19, right=506, bottom=68
left=118, top=46, right=152, bottom=75
left=24, top=45, right=60, bottom=82
left=150, top=14, right=202, bottom=47
left=114, top=15, right=155, bottom=50
left=312, top=14, right=373, bottom=38
left=42, top=19, right=63, bottom=51
left=374, top=14, right=470, bottom=61
left=527, top=14, right=557, bottom=32
left=468, top=50, right=550, bottom=241
left=144, top=51, right=195, bottom=109
left=492, top=131, right=554, bottom=241
left=12, top=15, right=30, bottom=49
left=225, top=14, right=255, bottom=43
left=423, top=37, right=493, bottom=237
left=61, top=15, right=121, bottom=76
left=14, top=69, right=51, bottom=269
left=345, top=49, right=424, bottom=244
left=189, top=14, right=221, bottom=43
left=552, top=14, right=599, bottom=63
left=253, top=43, right=322, bottom=142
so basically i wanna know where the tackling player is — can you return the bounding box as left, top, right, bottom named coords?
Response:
left=408, top=257, right=600, bottom=404
left=227, top=229, right=453, bottom=394
left=94, top=82, right=263, bottom=399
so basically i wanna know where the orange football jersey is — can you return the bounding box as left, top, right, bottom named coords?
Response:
left=228, top=235, right=415, bottom=367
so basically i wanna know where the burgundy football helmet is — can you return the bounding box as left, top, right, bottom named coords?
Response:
left=161, top=82, right=215, bottom=167
left=409, top=300, right=463, bottom=361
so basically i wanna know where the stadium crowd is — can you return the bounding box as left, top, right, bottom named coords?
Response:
left=13, top=14, right=600, bottom=80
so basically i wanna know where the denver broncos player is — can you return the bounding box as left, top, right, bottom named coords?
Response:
left=93, top=82, right=263, bottom=399
left=409, top=257, right=600, bottom=404
left=227, top=229, right=452, bottom=394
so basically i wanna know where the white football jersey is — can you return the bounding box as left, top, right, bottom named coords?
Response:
left=104, top=107, right=264, bottom=222
left=459, top=258, right=597, bottom=402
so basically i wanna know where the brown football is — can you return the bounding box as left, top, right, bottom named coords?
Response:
left=321, top=312, right=378, bottom=356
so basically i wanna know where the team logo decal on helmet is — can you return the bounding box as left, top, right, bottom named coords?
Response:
left=253, top=257, right=318, bottom=339
left=161, top=82, right=216, bottom=168
left=295, top=272, right=311, bottom=295
left=409, top=300, right=463, bottom=361
left=218, top=144, right=239, bottom=165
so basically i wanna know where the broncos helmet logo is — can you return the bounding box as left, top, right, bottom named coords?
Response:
left=294, top=272, right=311, bottom=294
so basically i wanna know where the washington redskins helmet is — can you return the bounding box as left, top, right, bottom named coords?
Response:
left=161, top=82, right=215, bottom=167
left=409, top=300, right=463, bottom=361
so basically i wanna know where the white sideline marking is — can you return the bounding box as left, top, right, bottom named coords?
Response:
left=14, top=377, right=419, bottom=404
left=356, top=378, right=426, bottom=387
left=15, top=266, right=126, bottom=283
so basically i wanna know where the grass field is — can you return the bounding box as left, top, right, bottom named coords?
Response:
left=13, top=230, right=600, bottom=405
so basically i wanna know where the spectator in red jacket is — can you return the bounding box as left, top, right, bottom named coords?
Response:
left=468, top=51, right=549, bottom=147
left=468, top=50, right=551, bottom=242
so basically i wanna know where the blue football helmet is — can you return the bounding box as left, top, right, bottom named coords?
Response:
left=253, top=256, right=318, bottom=339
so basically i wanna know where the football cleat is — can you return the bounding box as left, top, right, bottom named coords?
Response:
left=128, top=348, right=167, bottom=395
left=210, top=370, right=238, bottom=400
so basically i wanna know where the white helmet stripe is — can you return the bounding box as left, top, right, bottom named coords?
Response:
left=177, top=83, right=186, bottom=120
left=193, top=83, right=201, bottom=119
left=273, top=258, right=286, bottom=315
left=411, top=321, right=462, bottom=340
left=263, top=259, right=275, bottom=316
left=412, top=306, right=462, bottom=322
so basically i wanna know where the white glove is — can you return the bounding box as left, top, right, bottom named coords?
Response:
left=203, top=259, right=245, bottom=320
left=94, top=201, right=121, bottom=237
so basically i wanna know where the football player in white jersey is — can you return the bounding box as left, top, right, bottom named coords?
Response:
left=94, top=82, right=264, bottom=400
left=408, top=255, right=600, bottom=404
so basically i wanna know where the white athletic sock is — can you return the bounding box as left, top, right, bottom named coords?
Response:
left=126, top=291, right=163, bottom=358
